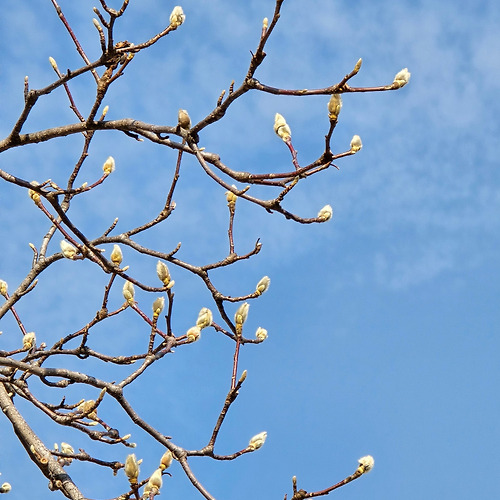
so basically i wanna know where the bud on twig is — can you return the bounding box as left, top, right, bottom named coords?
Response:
left=350, top=134, right=362, bottom=153
left=234, top=302, right=250, bottom=326
left=0, top=279, right=7, bottom=297
left=186, top=325, right=201, bottom=342
left=102, top=156, right=115, bottom=175
left=178, top=109, right=191, bottom=129
left=110, top=244, right=123, bottom=266
left=170, top=6, right=185, bottom=28
left=156, top=261, right=172, bottom=286
left=225, top=186, right=238, bottom=204
left=60, top=240, right=77, bottom=260
left=327, top=94, right=342, bottom=121
left=392, top=68, right=411, bottom=88
left=357, top=455, right=374, bottom=474
left=160, top=450, right=173, bottom=470
left=255, top=276, right=271, bottom=295
left=0, top=483, right=11, bottom=494
left=122, top=281, right=135, bottom=305
left=353, top=58, right=363, bottom=74
left=124, top=453, right=140, bottom=484
left=49, top=56, right=58, bottom=71
left=317, top=204, right=333, bottom=221
left=196, top=307, right=213, bottom=329
left=148, top=468, right=163, bottom=491
left=248, top=431, right=267, bottom=451
left=152, top=297, right=165, bottom=318
left=22, top=331, right=36, bottom=350
left=274, top=113, right=292, bottom=142
left=255, top=327, right=268, bottom=341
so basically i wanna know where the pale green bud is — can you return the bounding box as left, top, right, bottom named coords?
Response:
left=255, top=276, right=270, bottom=295
left=196, top=307, right=213, bottom=329
left=248, top=431, right=267, bottom=451
left=350, top=135, right=362, bottom=153
left=170, top=6, right=185, bottom=28
left=274, top=113, right=292, bottom=142
left=60, top=240, right=77, bottom=259
left=122, top=281, right=135, bottom=305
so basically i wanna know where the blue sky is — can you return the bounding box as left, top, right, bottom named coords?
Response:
left=1, top=1, right=499, bottom=499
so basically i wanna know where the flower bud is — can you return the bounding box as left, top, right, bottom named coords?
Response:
left=263, top=17, right=269, bottom=29
left=196, top=307, right=213, bottom=329
left=248, top=431, right=267, bottom=451
left=156, top=261, right=171, bottom=286
left=160, top=450, right=173, bottom=470
left=327, top=94, right=342, bottom=121
left=60, top=442, right=74, bottom=455
left=102, top=105, right=109, bottom=117
left=28, top=181, right=41, bottom=204
left=122, top=281, right=135, bottom=305
left=273, top=113, right=292, bottom=142
left=225, top=186, right=238, bottom=204
left=124, top=453, right=140, bottom=484
left=49, top=56, right=58, bottom=71
left=148, top=468, right=163, bottom=491
left=102, top=156, right=115, bottom=174
left=317, top=204, right=333, bottom=221
left=178, top=109, right=191, bottom=129
left=255, top=276, right=270, bottom=295
left=60, top=240, right=77, bottom=259
left=353, top=58, right=363, bottom=73
left=234, top=302, right=250, bottom=326
left=22, top=331, right=36, bottom=350
left=255, top=327, right=268, bottom=341
left=392, top=68, right=411, bottom=88
left=110, top=244, right=123, bottom=266
left=186, top=325, right=201, bottom=342
left=170, top=6, right=185, bottom=28
left=152, top=297, right=165, bottom=318
left=78, top=400, right=98, bottom=420
left=357, top=455, right=374, bottom=474
left=350, top=134, right=362, bottom=153
left=0, top=279, right=7, bottom=297
left=0, top=483, right=11, bottom=494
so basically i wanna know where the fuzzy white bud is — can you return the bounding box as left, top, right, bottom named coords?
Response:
left=124, top=454, right=140, bottom=484
left=170, top=6, right=185, bottom=28
left=22, top=331, right=36, bottom=350
left=234, top=302, right=250, bottom=326
left=110, top=244, right=123, bottom=266
left=122, top=281, right=135, bottom=305
left=60, top=442, right=74, bottom=455
left=102, top=156, right=115, bottom=174
left=148, top=468, right=163, bottom=491
left=152, top=297, right=165, bottom=318
left=255, top=327, right=268, bottom=341
left=393, top=68, right=411, bottom=88
left=327, top=94, right=342, bottom=121
left=156, top=261, right=171, bottom=286
left=273, top=113, right=292, bottom=142
left=196, top=307, right=213, bottom=329
left=248, top=431, right=267, bottom=451
left=317, top=204, right=333, bottom=221
left=0, top=483, right=11, bottom=494
left=160, top=450, right=173, bottom=470
left=357, top=455, right=374, bottom=473
left=350, top=135, right=362, bottom=153
left=0, top=280, right=7, bottom=297
left=255, top=276, right=271, bottom=295
left=186, top=325, right=201, bottom=343
left=60, top=240, right=77, bottom=259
